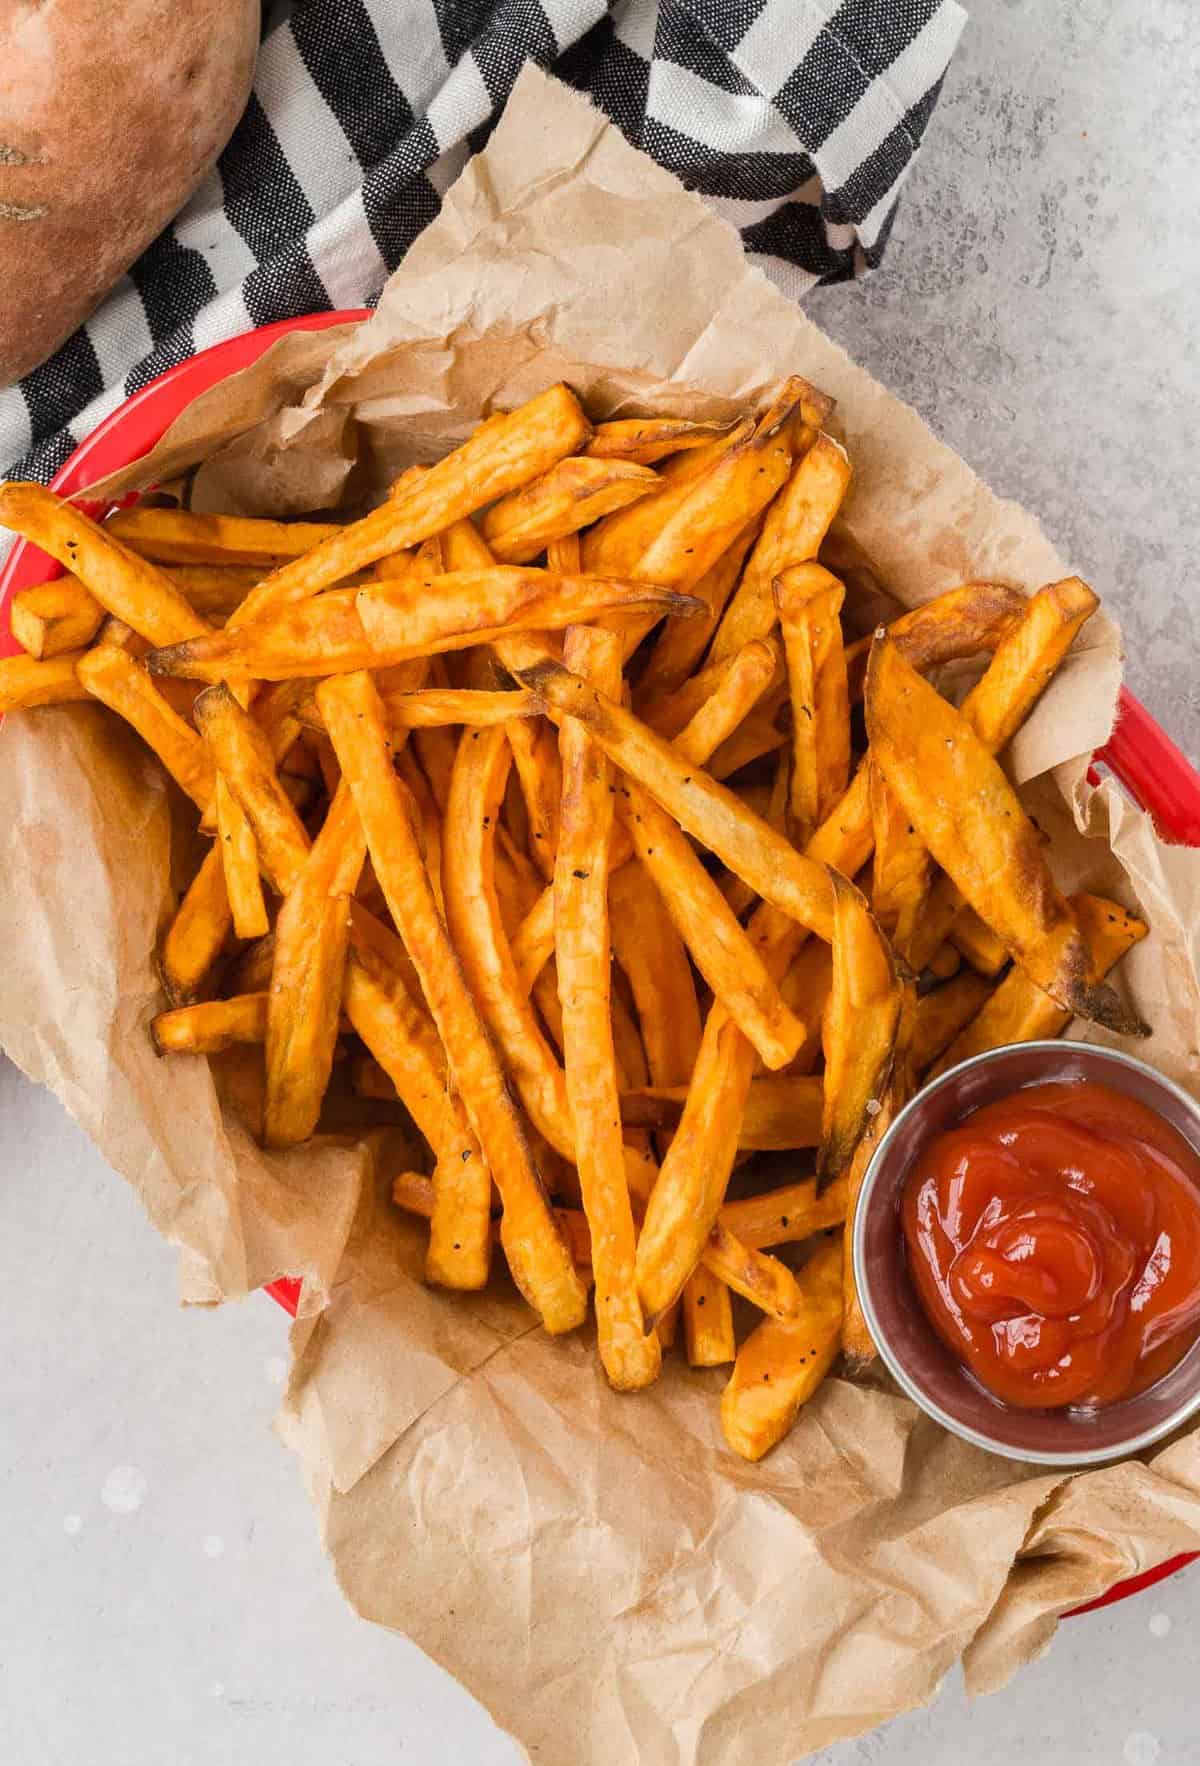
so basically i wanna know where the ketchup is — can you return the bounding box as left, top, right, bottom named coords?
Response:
left=900, top=1080, right=1200, bottom=1409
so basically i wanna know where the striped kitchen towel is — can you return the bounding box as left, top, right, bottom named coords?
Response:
left=0, top=0, right=965, bottom=485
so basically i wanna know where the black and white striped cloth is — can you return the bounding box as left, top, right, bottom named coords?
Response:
left=0, top=0, right=965, bottom=486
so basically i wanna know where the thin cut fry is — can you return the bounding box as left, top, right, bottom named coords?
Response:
left=216, top=774, right=269, bottom=940
left=776, top=939, right=833, bottom=1075
left=192, top=683, right=311, bottom=894
left=395, top=746, right=445, bottom=912
left=0, top=650, right=90, bottom=712
left=948, top=905, right=1010, bottom=976
left=511, top=883, right=557, bottom=994
left=555, top=622, right=660, bottom=1389
left=0, top=483, right=208, bottom=647
left=958, top=575, right=1100, bottom=751
left=159, top=843, right=234, bottom=1005
left=719, top=1175, right=847, bottom=1250
left=483, top=456, right=659, bottom=563
left=584, top=415, right=740, bottom=466
left=608, top=861, right=702, bottom=1087
left=10, top=577, right=105, bottom=656
left=869, top=759, right=930, bottom=965
left=224, top=384, right=592, bottom=625
left=682, top=1266, right=736, bottom=1367
left=521, top=662, right=835, bottom=942
left=709, top=434, right=852, bottom=664
left=819, top=869, right=901, bottom=1187
left=776, top=564, right=850, bottom=843
left=622, top=1075, right=822, bottom=1151
left=909, top=970, right=997, bottom=1074
left=105, top=507, right=343, bottom=565
left=720, top=1236, right=843, bottom=1461
left=152, top=992, right=268, bottom=1055
left=638, top=517, right=762, bottom=695
left=929, top=893, right=1147, bottom=1078
left=506, top=715, right=562, bottom=881
left=264, top=780, right=365, bottom=1146
left=866, top=635, right=1147, bottom=1036
left=706, top=704, right=787, bottom=781
left=581, top=419, right=754, bottom=576
left=702, top=1222, right=802, bottom=1321
left=76, top=645, right=216, bottom=809
left=843, top=582, right=1028, bottom=703
left=670, top=638, right=778, bottom=766
left=320, top=672, right=583, bottom=1330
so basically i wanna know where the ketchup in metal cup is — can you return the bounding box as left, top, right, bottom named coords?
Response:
left=900, top=1079, right=1200, bottom=1409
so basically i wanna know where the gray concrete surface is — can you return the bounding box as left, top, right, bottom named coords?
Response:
left=2, top=3, right=1197, bottom=1763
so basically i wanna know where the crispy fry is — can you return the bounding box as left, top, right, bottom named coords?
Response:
left=709, top=434, right=852, bottom=664
left=264, top=780, right=365, bottom=1146
left=0, top=650, right=90, bottom=712
left=395, top=746, right=445, bottom=912
left=720, top=1236, right=843, bottom=1460
left=618, top=782, right=806, bottom=1070
left=776, top=939, right=833, bottom=1075
left=522, top=662, right=835, bottom=942
left=511, top=882, right=557, bottom=994
left=230, top=931, right=276, bottom=995
left=819, top=870, right=901, bottom=1187
left=622, top=1075, right=822, bottom=1150
left=841, top=1089, right=899, bottom=1366
left=344, top=908, right=492, bottom=1290
left=929, top=893, right=1147, bottom=1078
left=909, top=970, right=997, bottom=1074
left=843, top=582, right=1028, bottom=703
left=506, top=715, right=562, bottom=881
left=164, top=564, right=264, bottom=616
left=584, top=415, right=740, bottom=466
left=320, top=673, right=583, bottom=1328
left=682, top=1265, right=736, bottom=1367
left=483, top=456, right=659, bottom=563
left=555, top=623, right=660, bottom=1389
left=958, top=575, right=1100, bottom=751
left=866, top=635, right=1147, bottom=1036
left=670, top=638, right=778, bottom=766
left=10, top=577, right=105, bottom=657
left=224, top=384, right=591, bottom=626
left=948, top=904, right=1009, bottom=976
left=151, top=992, right=269, bottom=1055
left=706, top=704, right=787, bottom=781
left=719, top=1175, right=847, bottom=1250
left=776, top=565, right=850, bottom=843
left=76, top=645, right=216, bottom=809
left=637, top=518, right=762, bottom=696
left=149, top=570, right=700, bottom=682
left=192, top=683, right=311, bottom=894
left=869, top=760, right=930, bottom=965
left=105, top=507, right=343, bottom=565
left=926, top=941, right=961, bottom=980
left=608, top=860, right=702, bottom=1087
left=703, top=1221, right=802, bottom=1321
left=581, top=419, right=754, bottom=576
left=159, top=843, right=234, bottom=1005
left=216, top=774, right=269, bottom=940
left=0, top=483, right=208, bottom=647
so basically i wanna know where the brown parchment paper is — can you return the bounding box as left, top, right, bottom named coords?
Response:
left=5, top=64, right=1200, bottom=1764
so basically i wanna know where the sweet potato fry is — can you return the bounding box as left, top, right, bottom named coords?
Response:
left=344, top=909, right=492, bottom=1290
left=506, top=715, right=562, bottom=881
left=670, top=638, right=778, bottom=767
left=608, top=860, right=702, bottom=1088
left=216, top=774, right=269, bottom=940
left=159, top=843, right=234, bottom=1005
left=703, top=1221, right=802, bottom=1321
left=925, top=941, right=962, bottom=980
left=229, top=931, right=275, bottom=995
left=192, top=683, right=311, bottom=894
left=622, top=1074, right=821, bottom=1150
left=483, top=456, right=659, bottom=563
left=958, top=575, right=1100, bottom=751
left=843, top=582, right=1028, bottom=704
left=776, top=564, right=850, bottom=843
left=866, top=636, right=1147, bottom=1036
left=637, top=518, right=762, bottom=696
left=948, top=905, right=1009, bottom=975
left=618, top=783, right=806, bottom=1069
left=264, top=779, right=365, bottom=1146
left=909, top=970, right=997, bottom=1074
left=706, top=705, right=787, bottom=781
left=929, top=893, right=1147, bottom=1078
left=869, top=760, right=930, bottom=965
left=709, top=434, right=852, bottom=664
left=719, top=1175, right=847, bottom=1250
left=0, top=483, right=208, bottom=648
left=682, top=1265, right=736, bottom=1367
left=225, top=384, right=591, bottom=625
left=10, top=577, right=105, bottom=657
left=720, top=1235, right=843, bottom=1461
left=0, top=650, right=90, bottom=712
left=819, top=870, right=902, bottom=1187
left=776, top=939, right=833, bottom=1075
left=555, top=623, right=660, bottom=1389
left=511, top=883, right=557, bottom=994
left=151, top=992, right=269, bottom=1055
left=105, top=507, right=343, bottom=566
left=320, top=672, right=583, bottom=1329
left=164, top=564, right=264, bottom=617
left=149, top=571, right=700, bottom=682
left=521, top=661, right=835, bottom=942
left=581, top=419, right=754, bottom=576
left=584, top=415, right=740, bottom=466
left=76, top=645, right=216, bottom=809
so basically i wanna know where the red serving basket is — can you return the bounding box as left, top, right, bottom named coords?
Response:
left=2, top=310, right=1197, bottom=1618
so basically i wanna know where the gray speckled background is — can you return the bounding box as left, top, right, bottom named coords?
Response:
left=2, top=6, right=1197, bottom=1765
